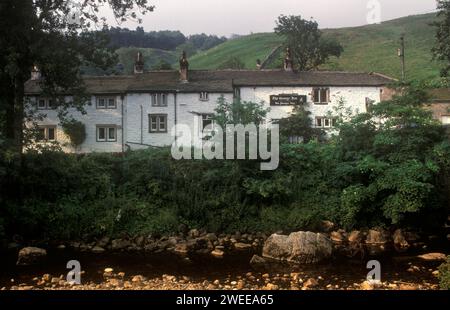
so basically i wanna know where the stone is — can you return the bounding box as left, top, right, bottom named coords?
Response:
left=211, top=249, right=224, bottom=258
left=393, top=229, right=409, bottom=252
left=174, top=243, right=189, bottom=256
left=96, top=236, right=110, bottom=248
left=42, top=274, right=51, bottom=282
left=206, top=233, right=218, bottom=241
left=348, top=231, right=362, bottom=243
left=330, top=231, right=345, bottom=243
left=417, top=253, right=447, bottom=261
left=134, top=236, right=145, bottom=247
left=366, top=229, right=388, bottom=244
left=16, top=247, right=47, bottom=266
left=111, top=239, right=131, bottom=251
left=265, top=283, right=279, bottom=290
left=104, top=268, right=114, bottom=274
left=131, top=275, right=146, bottom=283
left=234, top=243, right=252, bottom=250
left=360, top=281, right=375, bottom=290
left=249, top=255, right=268, bottom=268
left=319, top=220, right=335, bottom=233
left=91, top=246, right=105, bottom=254
left=189, top=229, right=200, bottom=238
left=236, top=280, right=245, bottom=290
left=303, top=278, right=319, bottom=289
left=262, top=231, right=333, bottom=264
left=365, top=229, right=389, bottom=255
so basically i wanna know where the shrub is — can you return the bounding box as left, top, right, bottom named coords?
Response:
left=438, top=256, right=450, bottom=290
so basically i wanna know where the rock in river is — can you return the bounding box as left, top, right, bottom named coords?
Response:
left=262, top=231, right=332, bottom=264
left=16, top=247, right=47, bottom=266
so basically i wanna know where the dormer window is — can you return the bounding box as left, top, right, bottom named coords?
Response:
left=152, top=94, right=168, bottom=107
left=200, top=92, right=209, bottom=101
left=37, top=98, right=57, bottom=110
left=96, top=97, right=116, bottom=109
left=312, top=88, right=330, bottom=104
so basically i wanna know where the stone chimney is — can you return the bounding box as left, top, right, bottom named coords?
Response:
left=31, top=65, right=41, bottom=80
left=179, top=51, right=189, bottom=83
left=134, top=52, right=144, bottom=74
left=256, top=59, right=262, bottom=70
left=283, top=47, right=294, bottom=71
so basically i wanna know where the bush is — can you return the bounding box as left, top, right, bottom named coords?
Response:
left=0, top=86, right=448, bottom=241
left=439, top=256, right=450, bottom=290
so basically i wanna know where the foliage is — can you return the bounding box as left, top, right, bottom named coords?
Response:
left=61, top=118, right=86, bottom=148
left=274, top=15, right=343, bottom=71
left=438, top=256, right=450, bottom=289
left=432, top=0, right=450, bottom=77
left=278, top=105, right=325, bottom=143
left=213, top=96, right=269, bottom=127
left=0, top=86, right=449, bottom=242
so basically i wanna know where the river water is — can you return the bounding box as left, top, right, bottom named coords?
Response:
left=0, top=249, right=444, bottom=290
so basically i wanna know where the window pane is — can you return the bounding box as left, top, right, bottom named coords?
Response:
left=332, top=119, right=337, bottom=127
left=108, top=98, right=116, bottom=108
left=325, top=119, right=330, bottom=127
left=98, top=127, right=105, bottom=140
left=314, top=89, right=320, bottom=102
left=159, top=118, right=166, bottom=131
left=37, top=128, right=46, bottom=141
left=38, top=99, right=46, bottom=108
left=98, top=99, right=105, bottom=107
left=108, top=127, right=116, bottom=140
left=316, top=118, right=322, bottom=127
left=48, top=128, right=55, bottom=140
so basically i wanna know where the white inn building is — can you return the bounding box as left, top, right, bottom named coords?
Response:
left=24, top=50, right=394, bottom=153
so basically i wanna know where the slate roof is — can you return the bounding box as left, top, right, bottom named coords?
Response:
left=24, top=70, right=395, bottom=95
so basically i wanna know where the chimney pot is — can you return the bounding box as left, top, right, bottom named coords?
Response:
left=284, top=47, right=294, bottom=71
left=31, top=65, right=41, bottom=80
left=256, top=59, right=262, bottom=70
left=134, top=52, right=145, bottom=74
left=179, top=51, right=189, bottom=83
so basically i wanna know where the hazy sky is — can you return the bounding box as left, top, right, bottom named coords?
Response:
left=105, top=0, right=438, bottom=36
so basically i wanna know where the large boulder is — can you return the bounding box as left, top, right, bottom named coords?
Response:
left=262, top=232, right=332, bottom=264
left=16, top=247, right=47, bottom=266
left=365, top=229, right=389, bottom=255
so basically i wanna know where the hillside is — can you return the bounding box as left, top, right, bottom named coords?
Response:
left=188, top=13, right=444, bottom=81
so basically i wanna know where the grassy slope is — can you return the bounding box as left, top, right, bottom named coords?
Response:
left=188, top=13, right=443, bottom=81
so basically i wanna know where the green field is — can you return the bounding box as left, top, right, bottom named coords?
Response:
left=187, top=13, right=444, bottom=81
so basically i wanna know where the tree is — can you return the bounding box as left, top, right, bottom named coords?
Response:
left=274, top=15, right=343, bottom=71
left=432, top=0, right=450, bottom=77
left=278, top=105, right=324, bottom=143
left=0, top=0, right=154, bottom=152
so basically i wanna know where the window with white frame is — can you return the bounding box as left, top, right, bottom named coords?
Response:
left=312, top=88, right=330, bottom=104
left=96, top=97, right=116, bottom=109
left=200, top=92, right=209, bottom=101
left=201, top=114, right=215, bottom=131
left=151, top=94, right=168, bottom=107
left=315, top=117, right=337, bottom=128
left=97, top=126, right=117, bottom=142
left=37, top=98, right=57, bottom=110
left=149, top=114, right=167, bottom=133
left=37, top=125, right=57, bottom=141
